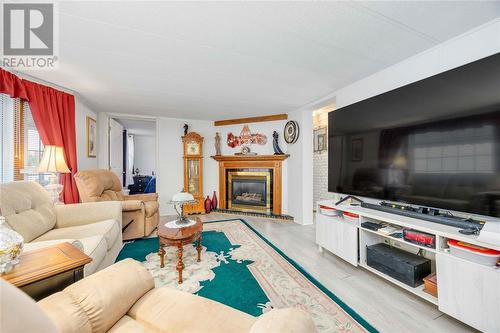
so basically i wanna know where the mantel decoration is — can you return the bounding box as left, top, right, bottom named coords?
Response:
left=284, top=120, right=299, bottom=144
left=272, top=131, right=285, bottom=155
left=214, top=132, right=222, bottom=155
left=0, top=213, right=24, bottom=274
left=227, top=125, right=267, bottom=148
left=170, top=191, right=196, bottom=226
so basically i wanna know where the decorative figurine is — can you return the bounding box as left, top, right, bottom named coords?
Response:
left=215, top=132, right=222, bottom=155
left=183, top=124, right=189, bottom=136
left=272, top=131, right=285, bottom=155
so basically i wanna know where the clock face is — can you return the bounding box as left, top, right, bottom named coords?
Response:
left=187, top=141, right=200, bottom=155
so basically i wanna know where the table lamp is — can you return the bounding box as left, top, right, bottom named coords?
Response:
left=37, top=145, right=70, bottom=204
left=171, top=190, right=196, bottom=226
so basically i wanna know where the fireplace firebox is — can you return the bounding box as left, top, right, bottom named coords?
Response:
left=227, top=170, right=272, bottom=213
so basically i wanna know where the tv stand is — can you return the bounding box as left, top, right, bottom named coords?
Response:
left=316, top=199, right=500, bottom=333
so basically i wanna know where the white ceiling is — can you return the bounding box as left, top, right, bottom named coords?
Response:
left=21, top=1, right=500, bottom=120
left=115, top=118, right=156, bottom=136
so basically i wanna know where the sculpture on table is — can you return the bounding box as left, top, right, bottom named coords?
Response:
left=272, top=131, right=285, bottom=155
left=214, top=132, right=222, bottom=155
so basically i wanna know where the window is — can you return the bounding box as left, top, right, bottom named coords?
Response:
left=0, top=93, right=49, bottom=185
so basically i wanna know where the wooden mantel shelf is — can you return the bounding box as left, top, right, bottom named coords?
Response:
left=211, top=155, right=289, bottom=162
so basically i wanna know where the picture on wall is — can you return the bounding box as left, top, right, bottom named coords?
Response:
left=351, top=138, right=363, bottom=162
left=86, top=116, right=97, bottom=157
left=313, top=127, right=327, bottom=152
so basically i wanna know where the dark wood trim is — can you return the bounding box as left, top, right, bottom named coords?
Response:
left=211, top=155, right=289, bottom=162
left=214, top=114, right=288, bottom=127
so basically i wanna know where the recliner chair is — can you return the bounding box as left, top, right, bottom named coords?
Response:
left=74, top=169, right=159, bottom=240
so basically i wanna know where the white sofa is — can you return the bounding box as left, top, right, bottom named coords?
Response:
left=0, top=181, right=122, bottom=276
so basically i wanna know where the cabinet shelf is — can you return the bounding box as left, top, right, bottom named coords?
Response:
left=360, top=227, right=437, bottom=253
left=359, top=263, right=438, bottom=305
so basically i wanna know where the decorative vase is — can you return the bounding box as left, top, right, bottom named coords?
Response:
left=211, top=191, right=218, bottom=210
left=204, top=196, right=212, bottom=213
left=0, top=216, right=24, bottom=274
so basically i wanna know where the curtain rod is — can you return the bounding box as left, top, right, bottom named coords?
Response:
left=11, top=70, right=76, bottom=95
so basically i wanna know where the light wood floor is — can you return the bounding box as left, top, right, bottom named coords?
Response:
left=193, top=212, right=477, bottom=333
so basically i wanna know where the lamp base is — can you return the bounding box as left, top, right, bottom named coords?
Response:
left=174, top=216, right=191, bottom=227
left=45, top=173, right=63, bottom=204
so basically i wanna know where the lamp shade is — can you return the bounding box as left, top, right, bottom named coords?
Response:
left=172, top=191, right=194, bottom=203
left=37, top=146, right=70, bottom=173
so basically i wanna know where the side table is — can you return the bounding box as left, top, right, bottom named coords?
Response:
left=1, top=242, right=92, bottom=300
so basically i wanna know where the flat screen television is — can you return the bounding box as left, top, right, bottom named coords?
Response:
left=328, top=53, right=500, bottom=218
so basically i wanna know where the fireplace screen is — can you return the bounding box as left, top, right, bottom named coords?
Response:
left=227, top=170, right=272, bottom=213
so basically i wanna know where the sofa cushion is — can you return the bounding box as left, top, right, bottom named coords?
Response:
left=38, top=290, right=92, bottom=333
left=128, top=287, right=256, bottom=333
left=249, top=308, right=317, bottom=333
left=0, top=181, right=56, bottom=242
left=122, top=200, right=142, bottom=212
left=34, top=219, right=120, bottom=250
left=108, top=315, right=157, bottom=333
left=143, top=201, right=158, bottom=218
left=1, top=279, right=59, bottom=333
left=79, top=236, right=108, bottom=275
left=62, top=259, right=154, bottom=333
left=24, top=239, right=84, bottom=253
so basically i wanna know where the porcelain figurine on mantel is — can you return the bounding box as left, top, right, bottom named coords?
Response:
left=215, top=132, right=221, bottom=155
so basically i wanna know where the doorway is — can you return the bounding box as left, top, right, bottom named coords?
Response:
left=108, top=117, right=157, bottom=194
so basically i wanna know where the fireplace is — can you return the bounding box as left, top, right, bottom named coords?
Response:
left=212, top=154, right=288, bottom=216
left=227, top=170, right=272, bottom=213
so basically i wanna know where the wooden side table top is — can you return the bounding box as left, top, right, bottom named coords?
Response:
left=158, top=217, right=203, bottom=241
left=1, top=242, right=92, bottom=287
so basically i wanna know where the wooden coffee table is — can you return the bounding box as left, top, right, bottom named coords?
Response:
left=157, top=217, right=203, bottom=284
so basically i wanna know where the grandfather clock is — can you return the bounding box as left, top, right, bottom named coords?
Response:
left=182, top=132, right=205, bottom=214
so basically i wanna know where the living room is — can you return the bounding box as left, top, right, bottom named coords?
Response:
left=1, top=2, right=500, bottom=333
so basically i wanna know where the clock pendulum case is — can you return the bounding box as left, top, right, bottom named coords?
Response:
left=182, top=132, right=205, bottom=214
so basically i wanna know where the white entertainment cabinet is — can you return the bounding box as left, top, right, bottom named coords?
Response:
left=316, top=199, right=500, bottom=333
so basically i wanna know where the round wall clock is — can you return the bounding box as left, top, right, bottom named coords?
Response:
left=284, top=120, right=299, bottom=144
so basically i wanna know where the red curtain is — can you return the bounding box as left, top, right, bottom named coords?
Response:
left=24, top=80, right=79, bottom=204
left=0, top=68, right=28, bottom=100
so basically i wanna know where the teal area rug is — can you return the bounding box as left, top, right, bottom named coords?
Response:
left=117, top=219, right=377, bottom=333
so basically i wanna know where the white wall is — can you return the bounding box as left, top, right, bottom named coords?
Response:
left=156, top=118, right=217, bottom=215
left=75, top=98, right=98, bottom=171
left=286, top=109, right=313, bottom=225
left=133, top=135, right=156, bottom=176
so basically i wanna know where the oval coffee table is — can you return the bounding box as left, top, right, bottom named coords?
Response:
left=157, top=217, right=203, bottom=284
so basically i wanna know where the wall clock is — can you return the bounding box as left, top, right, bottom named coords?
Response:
left=284, top=120, right=299, bottom=144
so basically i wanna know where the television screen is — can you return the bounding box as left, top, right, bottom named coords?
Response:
left=328, top=53, right=500, bottom=217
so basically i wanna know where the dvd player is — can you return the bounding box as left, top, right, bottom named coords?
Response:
left=360, top=202, right=485, bottom=232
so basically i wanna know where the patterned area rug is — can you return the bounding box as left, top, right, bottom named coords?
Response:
left=116, top=219, right=377, bottom=333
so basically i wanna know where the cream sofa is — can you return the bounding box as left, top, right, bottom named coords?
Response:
left=0, top=259, right=317, bottom=333
left=74, top=169, right=159, bottom=241
left=0, top=181, right=122, bottom=276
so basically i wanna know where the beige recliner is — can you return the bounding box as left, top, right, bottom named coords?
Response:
left=0, top=259, right=317, bottom=333
left=74, top=169, right=159, bottom=240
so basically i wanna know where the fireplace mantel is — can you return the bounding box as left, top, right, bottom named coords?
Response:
left=211, top=155, right=288, bottom=215
left=211, top=155, right=289, bottom=162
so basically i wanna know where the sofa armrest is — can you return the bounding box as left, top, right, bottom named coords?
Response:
left=55, top=201, right=122, bottom=229
left=125, top=193, right=158, bottom=202
left=121, top=200, right=143, bottom=212
left=38, top=259, right=154, bottom=333
left=249, top=308, right=317, bottom=333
